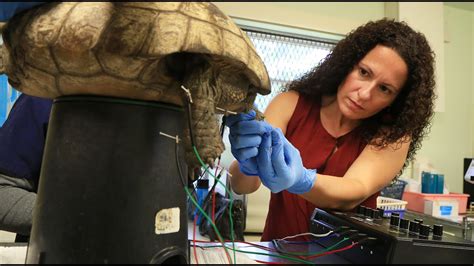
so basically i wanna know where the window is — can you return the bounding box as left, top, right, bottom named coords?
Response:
left=0, top=75, right=20, bottom=127
left=243, top=29, right=337, bottom=112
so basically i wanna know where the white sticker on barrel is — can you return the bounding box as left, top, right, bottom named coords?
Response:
left=155, top=207, right=180, bottom=235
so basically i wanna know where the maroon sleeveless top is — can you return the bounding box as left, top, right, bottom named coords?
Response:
left=261, top=94, right=379, bottom=241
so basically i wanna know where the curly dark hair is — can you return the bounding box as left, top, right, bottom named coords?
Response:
left=286, top=18, right=436, bottom=169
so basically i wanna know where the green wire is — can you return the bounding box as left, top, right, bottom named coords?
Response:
left=184, top=186, right=233, bottom=263
left=192, top=146, right=236, bottom=264
left=186, top=186, right=315, bottom=265
left=192, top=243, right=314, bottom=264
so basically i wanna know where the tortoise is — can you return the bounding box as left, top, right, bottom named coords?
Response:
left=0, top=2, right=270, bottom=173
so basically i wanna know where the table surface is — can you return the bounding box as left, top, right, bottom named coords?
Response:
left=0, top=241, right=350, bottom=264
left=0, top=221, right=350, bottom=264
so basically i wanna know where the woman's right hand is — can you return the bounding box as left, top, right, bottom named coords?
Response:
left=225, top=110, right=272, bottom=176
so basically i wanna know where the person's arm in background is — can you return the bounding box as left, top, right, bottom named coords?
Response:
left=0, top=2, right=48, bottom=236
left=0, top=94, right=52, bottom=236
left=0, top=2, right=46, bottom=22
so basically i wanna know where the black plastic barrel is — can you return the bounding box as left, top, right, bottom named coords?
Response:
left=25, top=96, right=189, bottom=264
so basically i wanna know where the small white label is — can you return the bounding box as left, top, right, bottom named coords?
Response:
left=465, top=159, right=474, bottom=184
left=155, top=207, right=180, bottom=235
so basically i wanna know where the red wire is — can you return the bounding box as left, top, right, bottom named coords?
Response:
left=192, top=239, right=232, bottom=264
left=304, top=242, right=357, bottom=259
left=192, top=239, right=277, bottom=253
left=254, top=260, right=285, bottom=264
left=193, top=214, right=199, bottom=264
left=211, top=189, right=216, bottom=222
left=240, top=240, right=277, bottom=252
left=211, top=159, right=220, bottom=223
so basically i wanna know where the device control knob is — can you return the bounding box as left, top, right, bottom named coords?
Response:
left=419, top=224, right=430, bottom=238
left=390, top=215, right=400, bottom=227
left=377, top=208, right=385, bottom=218
left=365, top=208, right=374, bottom=218
left=433, top=224, right=443, bottom=237
left=414, top=218, right=424, bottom=224
left=371, top=208, right=381, bottom=219
left=409, top=221, right=420, bottom=234
left=399, top=218, right=409, bottom=230
left=358, top=206, right=367, bottom=216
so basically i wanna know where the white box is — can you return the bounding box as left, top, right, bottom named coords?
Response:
left=423, top=199, right=459, bottom=218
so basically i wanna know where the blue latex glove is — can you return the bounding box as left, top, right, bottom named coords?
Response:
left=0, top=2, right=46, bottom=22
left=257, top=127, right=317, bottom=194
left=225, top=110, right=273, bottom=176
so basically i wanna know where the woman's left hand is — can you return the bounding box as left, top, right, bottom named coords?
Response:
left=257, top=127, right=317, bottom=194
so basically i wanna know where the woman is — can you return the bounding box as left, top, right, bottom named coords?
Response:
left=226, top=19, right=435, bottom=241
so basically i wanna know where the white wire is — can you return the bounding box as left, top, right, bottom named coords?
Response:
left=278, top=231, right=334, bottom=241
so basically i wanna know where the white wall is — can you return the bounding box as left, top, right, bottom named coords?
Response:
left=415, top=5, right=473, bottom=193
left=213, top=2, right=385, bottom=36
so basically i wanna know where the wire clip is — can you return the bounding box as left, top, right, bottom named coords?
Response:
left=216, top=107, right=237, bottom=116
left=159, top=132, right=180, bottom=144
left=180, top=85, right=193, bottom=104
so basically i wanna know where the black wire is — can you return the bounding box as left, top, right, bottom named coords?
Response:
left=187, top=166, right=209, bottom=196
left=187, top=110, right=228, bottom=197
left=202, top=116, right=228, bottom=203
left=201, top=170, right=223, bottom=207
left=175, top=139, right=187, bottom=189
left=186, top=101, right=197, bottom=148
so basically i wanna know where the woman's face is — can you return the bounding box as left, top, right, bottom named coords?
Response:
left=337, top=45, right=408, bottom=120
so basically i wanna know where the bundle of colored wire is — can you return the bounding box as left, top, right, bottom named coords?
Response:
left=174, top=139, right=233, bottom=263
left=180, top=93, right=235, bottom=263
left=192, top=146, right=236, bottom=264
left=190, top=242, right=314, bottom=264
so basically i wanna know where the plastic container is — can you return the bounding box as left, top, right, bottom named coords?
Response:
left=402, top=191, right=470, bottom=214
left=380, top=179, right=407, bottom=200
left=377, top=196, right=408, bottom=218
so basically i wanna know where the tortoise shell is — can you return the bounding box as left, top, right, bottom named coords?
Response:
left=1, top=2, right=270, bottom=101
left=0, top=2, right=271, bottom=169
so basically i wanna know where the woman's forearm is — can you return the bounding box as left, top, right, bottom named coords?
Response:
left=300, top=173, right=370, bottom=211
left=228, top=160, right=261, bottom=195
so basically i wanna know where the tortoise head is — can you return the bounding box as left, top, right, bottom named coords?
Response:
left=162, top=52, right=268, bottom=175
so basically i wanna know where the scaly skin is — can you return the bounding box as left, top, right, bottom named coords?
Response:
left=182, top=61, right=264, bottom=178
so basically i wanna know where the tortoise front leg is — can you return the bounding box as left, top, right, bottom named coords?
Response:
left=182, top=65, right=224, bottom=175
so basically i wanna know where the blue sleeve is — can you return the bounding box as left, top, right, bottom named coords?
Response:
left=0, top=2, right=46, bottom=22
left=0, top=94, right=52, bottom=182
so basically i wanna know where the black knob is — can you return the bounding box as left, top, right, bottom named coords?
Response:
left=391, top=212, right=400, bottom=218
left=372, top=208, right=381, bottom=219
left=433, top=224, right=443, bottom=237
left=340, top=229, right=359, bottom=237
left=356, top=233, right=368, bottom=240
left=390, top=215, right=400, bottom=227
left=377, top=208, right=385, bottom=218
left=366, top=208, right=374, bottom=218
left=409, top=221, right=420, bottom=234
left=399, top=218, right=409, bottom=230
left=414, top=218, right=423, bottom=224
left=419, top=224, right=430, bottom=237
left=358, top=206, right=367, bottom=216
left=334, top=225, right=350, bottom=233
